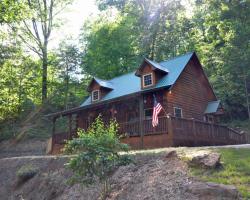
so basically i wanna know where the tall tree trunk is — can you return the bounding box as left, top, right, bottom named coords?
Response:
left=64, top=65, right=69, bottom=109
left=42, top=42, right=48, bottom=103
left=18, top=75, right=23, bottom=113
left=243, top=75, right=250, bottom=121
left=150, top=34, right=156, bottom=60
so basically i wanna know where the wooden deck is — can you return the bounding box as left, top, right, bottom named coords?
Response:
left=50, top=116, right=250, bottom=153
left=171, top=117, right=249, bottom=146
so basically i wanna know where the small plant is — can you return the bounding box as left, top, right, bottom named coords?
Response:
left=16, top=164, right=38, bottom=184
left=64, top=116, right=132, bottom=199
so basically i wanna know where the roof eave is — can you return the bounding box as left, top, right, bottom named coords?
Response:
left=87, top=77, right=113, bottom=92
left=45, top=85, right=171, bottom=118
left=135, top=58, right=169, bottom=77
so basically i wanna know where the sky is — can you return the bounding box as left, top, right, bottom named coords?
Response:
left=50, top=0, right=99, bottom=49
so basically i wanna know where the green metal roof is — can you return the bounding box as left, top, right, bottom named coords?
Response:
left=204, top=100, right=221, bottom=114
left=92, top=77, right=113, bottom=90
left=81, top=52, right=194, bottom=107
left=145, top=58, right=169, bottom=73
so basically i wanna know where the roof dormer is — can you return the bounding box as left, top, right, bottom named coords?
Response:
left=87, top=77, right=113, bottom=102
left=135, top=58, right=169, bottom=89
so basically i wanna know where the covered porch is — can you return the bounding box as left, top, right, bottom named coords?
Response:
left=46, top=90, right=250, bottom=154
left=46, top=91, right=169, bottom=153
left=47, top=114, right=250, bottom=154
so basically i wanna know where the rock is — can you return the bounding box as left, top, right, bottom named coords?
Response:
left=165, top=150, right=177, bottom=159
left=185, top=182, right=241, bottom=200
left=189, top=152, right=221, bottom=169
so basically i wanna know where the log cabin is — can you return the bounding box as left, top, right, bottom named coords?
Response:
left=47, top=52, right=249, bottom=154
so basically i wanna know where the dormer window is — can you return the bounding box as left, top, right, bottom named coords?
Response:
left=92, top=90, right=100, bottom=101
left=143, top=73, right=153, bottom=87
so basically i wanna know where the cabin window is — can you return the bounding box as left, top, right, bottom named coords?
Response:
left=92, top=90, right=100, bottom=101
left=205, top=115, right=214, bottom=123
left=174, top=107, right=183, bottom=118
left=142, top=73, right=153, bottom=87
left=144, top=108, right=153, bottom=119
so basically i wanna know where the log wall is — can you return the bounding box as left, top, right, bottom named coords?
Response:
left=166, top=58, right=217, bottom=120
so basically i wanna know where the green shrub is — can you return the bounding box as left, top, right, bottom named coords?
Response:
left=64, top=116, right=132, bottom=199
left=16, top=165, right=38, bottom=184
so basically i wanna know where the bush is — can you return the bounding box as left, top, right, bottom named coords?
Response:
left=64, top=116, right=132, bottom=199
left=16, top=165, right=38, bottom=184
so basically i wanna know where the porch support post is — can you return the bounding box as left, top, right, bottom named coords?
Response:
left=139, top=95, right=144, bottom=149
left=68, top=114, right=72, bottom=140
left=52, top=117, right=56, bottom=135
left=75, top=113, right=79, bottom=133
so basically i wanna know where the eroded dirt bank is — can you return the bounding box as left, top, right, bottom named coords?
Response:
left=0, top=151, right=240, bottom=200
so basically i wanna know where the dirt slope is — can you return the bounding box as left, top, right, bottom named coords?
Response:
left=0, top=139, right=47, bottom=159
left=0, top=151, right=240, bottom=200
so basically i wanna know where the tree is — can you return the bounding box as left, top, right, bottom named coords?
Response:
left=81, top=15, right=139, bottom=79
left=190, top=0, right=250, bottom=120
left=65, top=116, right=131, bottom=199
left=81, top=0, right=192, bottom=80
left=96, top=0, right=190, bottom=60
left=10, top=0, right=71, bottom=102
left=0, top=53, right=40, bottom=121
left=0, top=0, right=28, bottom=24
left=55, top=41, right=82, bottom=109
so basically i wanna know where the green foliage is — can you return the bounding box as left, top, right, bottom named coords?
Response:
left=225, top=120, right=250, bottom=134
left=81, top=0, right=192, bottom=79
left=0, top=102, right=56, bottom=141
left=81, top=15, right=139, bottom=79
left=190, top=148, right=250, bottom=198
left=64, top=116, right=131, bottom=198
left=190, top=0, right=250, bottom=120
left=0, top=51, right=41, bottom=122
left=16, top=164, right=38, bottom=184
left=0, top=0, right=250, bottom=140
left=0, top=0, right=29, bottom=24
left=53, top=41, right=85, bottom=109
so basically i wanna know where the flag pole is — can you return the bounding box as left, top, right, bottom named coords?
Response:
left=161, top=106, right=168, bottom=116
left=153, top=94, right=169, bottom=117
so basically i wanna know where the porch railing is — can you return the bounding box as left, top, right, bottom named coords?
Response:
left=119, top=116, right=168, bottom=136
left=171, top=117, right=250, bottom=146
left=51, top=130, right=77, bottom=148
left=51, top=116, right=250, bottom=146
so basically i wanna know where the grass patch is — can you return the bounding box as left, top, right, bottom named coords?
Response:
left=190, top=148, right=250, bottom=199
left=16, top=164, right=38, bottom=185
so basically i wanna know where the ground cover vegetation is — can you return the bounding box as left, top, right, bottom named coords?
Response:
left=190, top=148, right=250, bottom=199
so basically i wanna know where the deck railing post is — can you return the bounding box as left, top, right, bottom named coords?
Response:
left=211, top=123, right=215, bottom=145
left=139, top=95, right=144, bottom=149
left=167, top=115, right=174, bottom=146
left=68, top=114, right=72, bottom=140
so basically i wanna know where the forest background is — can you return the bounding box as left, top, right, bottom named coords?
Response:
left=0, top=0, right=249, bottom=140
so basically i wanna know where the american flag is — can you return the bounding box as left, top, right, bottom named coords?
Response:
left=152, top=95, right=163, bottom=127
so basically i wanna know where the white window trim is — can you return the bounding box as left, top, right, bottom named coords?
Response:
left=142, top=73, right=153, bottom=88
left=174, top=107, right=183, bottom=118
left=92, top=90, right=100, bottom=101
